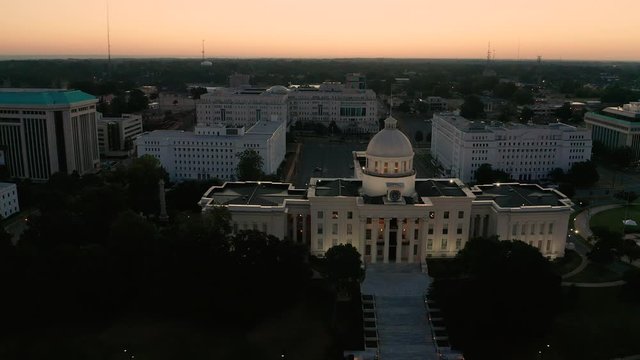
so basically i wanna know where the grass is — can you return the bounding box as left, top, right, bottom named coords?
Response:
left=563, top=262, right=622, bottom=283
left=552, top=250, right=583, bottom=276
left=590, top=204, right=640, bottom=234
left=547, top=286, right=640, bottom=360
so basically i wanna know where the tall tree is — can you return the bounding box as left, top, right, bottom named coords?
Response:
left=236, top=149, right=265, bottom=181
left=460, top=95, right=485, bottom=119
left=126, top=155, right=168, bottom=214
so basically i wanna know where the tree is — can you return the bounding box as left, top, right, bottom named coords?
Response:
left=520, top=106, right=534, bottom=122
left=611, top=146, right=635, bottom=168
left=614, top=190, right=638, bottom=205
left=236, top=149, right=264, bottom=181
left=324, top=245, right=364, bottom=282
left=126, top=155, right=167, bottom=214
left=567, top=160, right=599, bottom=187
left=460, top=95, right=485, bottom=119
left=511, top=88, right=534, bottom=105
left=555, top=103, right=572, bottom=122
left=429, top=238, right=561, bottom=359
left=415, top=130, right=424, bottom=143
left=475, top=163, right=495, bottom=184
left=548, top=168, right=565, bottom=183
left=328, top=120, right=341, bottom=135
left=189, top=87, right=207, bottom=100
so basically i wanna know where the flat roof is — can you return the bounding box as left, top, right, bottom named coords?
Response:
left=314, top=179, right=362, bottom=197
left=203, top=182, right=306, bottom=206
left=0, top=89, right=96, bottom=106
left=415, top=179, right=467, bottom=197
left=472, top=183, right=567, bottom=207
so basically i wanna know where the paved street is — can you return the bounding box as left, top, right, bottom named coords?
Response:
left=362, top=264, right=438, bottom=360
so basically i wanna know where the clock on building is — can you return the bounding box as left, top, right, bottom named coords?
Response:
left=389, top=189, right=402, bottom=202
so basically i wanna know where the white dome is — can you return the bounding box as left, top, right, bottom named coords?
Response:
left=266, top=85, right=289, bottom=94
left=366, top=117, right=413, bottom=158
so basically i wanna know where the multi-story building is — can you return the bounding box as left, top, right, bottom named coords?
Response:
left=200, top=116, right=572, bottom=263
left=0, top=89, right=100, bottom=181
left=135, top=118, right=286, bottom=182
left=196, top=87, right=289, bottom=129
left=431, top=113, right=592, bottom=183
left=97, top=113, right=143, bottom=157
left=345, top=73, right=367, bottom=90
left=584, top=101, right=640, bottom=157
left=0, top=182, right=19, bottom=219
left=196, top=77, right=379, bottom=134
left=288, top=82, right=378, bottom=133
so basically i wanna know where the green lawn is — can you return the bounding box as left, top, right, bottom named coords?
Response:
left=590, top=204, right=640, bottom=234
left=547, top=286, right=640, bottom=360
left=563, top=262, right=622, bottom=283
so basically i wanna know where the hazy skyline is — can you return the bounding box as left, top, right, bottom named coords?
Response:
left=1, top=0, right=639, bottom=61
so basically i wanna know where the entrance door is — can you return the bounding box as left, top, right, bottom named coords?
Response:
left=388, top=231, right=397, bottom=262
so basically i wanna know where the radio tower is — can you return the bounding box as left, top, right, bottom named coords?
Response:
left=201, top=40, right=205, bottom=61
left=487, top=41, right=491, bottom=64
left=106, top=0, right=112, bottom=74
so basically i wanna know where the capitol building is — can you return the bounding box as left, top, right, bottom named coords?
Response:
left=200, top=116, right=573, bottom=263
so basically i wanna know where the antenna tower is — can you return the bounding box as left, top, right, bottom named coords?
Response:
left=106, top=0, right=111, bottom=72
left=201, top=40, right=205, bottom=61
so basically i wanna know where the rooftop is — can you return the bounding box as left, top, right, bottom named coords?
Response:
left=202, top=182, right=306, bottom=207
left=415, top=179, right=467, bottom=197
left=435, top=113, right=585, bottom=133
left=0, top=89, right=96, bottom=106
left=314, top=179, right=362, bottom=197
left=472, top=183, right=568, bottom=208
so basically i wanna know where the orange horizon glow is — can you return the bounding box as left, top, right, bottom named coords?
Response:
left=1, top=0, right=639, bottom=61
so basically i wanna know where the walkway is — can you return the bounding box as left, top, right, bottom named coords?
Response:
left=573, top=204, right=623, bottom=240
left=362, top=264, right=437, bottom=360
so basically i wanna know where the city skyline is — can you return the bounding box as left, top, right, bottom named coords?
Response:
left=1, top=0, right=639, bottom=61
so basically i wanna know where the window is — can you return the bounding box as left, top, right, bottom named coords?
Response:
left=233, top=223, right=238, bottom=234
left=444, top=211, right=450, bottom=219
left=456, top=238, right=462, bottom=250
left=512, top=224, right=517, bottom=236
left=414, top=228, right=419, bottom=239
left=521, top=224, right=527, bottom=235
left=428, top=224, right=434, bottom=235
left=531, top=224, right=536, bottom=235
left=332, top=211, right=338, bottom=219
left=442, top=224, right=448, bottom=235
left=548, top=223, right=554, bottom=234
left=317, top=211, right=324, bottom=219
left=332, top=239, right=338, bottom=246
left=546, top=240, right=551, bottom=252
left=347, top=224, right=353, bottom=235
left=365, top=245, right=371, bottom=256
left=458, top=211, right=464, bottom=219
left=441, top=238, right=448, bottom=250
left=427, top=239, right=433, bottom=250
left=429, top=211, right=435, bottom=219
left=539, top=223, right=545, bottom=234
left=537, top=240, right=542, bottom=249
left=262, top=223, right=268, bottom=233
left=457, top=224, right=463, bottom=235
left=366, top=217, right=372, bottom=224
left=347, top=211, right=353, bottom=219
left=366, top=229, right=372, bottom=240
left=332, top=224, right=338, bottom=235
left=317, top=223, right=323, bottom=234
left=317, top=238, right=323, bottom=250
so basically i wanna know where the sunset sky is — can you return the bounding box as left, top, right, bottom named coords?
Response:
left=1, top=0, right=639, bottom=60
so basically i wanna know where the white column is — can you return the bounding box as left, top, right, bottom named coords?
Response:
left=301, top=214, right=307, bottom=244
left=408, top=218, right=415, bottom=263
left=383, top=218, right=390, bottom=263
left=395, top=219, right=403, bottom=263
left=359, top=218, right=367, bottom=262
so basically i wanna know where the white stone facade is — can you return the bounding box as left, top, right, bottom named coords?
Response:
left=584, top=102, right=640, bottom=158
left=431, top=113, right=592, bottom=183
left=201, top=116, right=572, bottom=263
left=0, top=182, right=19, bottom=219
left=196, top=81, right=379, bottom=134
left=135, top=119, right=286, bottom=182
left=97, top=113, right=143, bottom=157
left=0, top=89, right=100, bottom=181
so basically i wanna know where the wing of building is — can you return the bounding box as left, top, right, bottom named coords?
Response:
left=135, top=118, right=286, bottom=182
left=584, top=101, right=640, bottom=158
left=431, top=113, right=592, bottom=183
left=201, top=116, right=572, bottom=263
left=0, top=89, right=100, bottom=181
